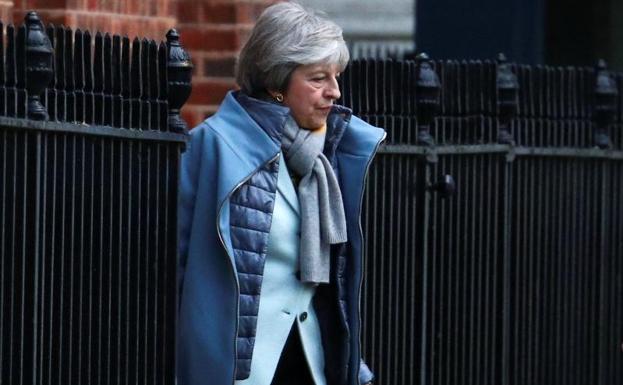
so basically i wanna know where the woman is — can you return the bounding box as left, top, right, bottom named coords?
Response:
left=177, top=3, right=384, bottom=385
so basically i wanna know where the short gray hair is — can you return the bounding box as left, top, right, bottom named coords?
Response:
left=235, top=2, right=349, bottom=95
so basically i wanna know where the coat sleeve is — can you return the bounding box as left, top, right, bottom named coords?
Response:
left=177, top=126, right=205, bottom=296
left=359, top=358, right=375, bottom=384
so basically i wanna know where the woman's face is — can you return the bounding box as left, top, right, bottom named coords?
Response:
left=281, top=63, right=342, bottom=130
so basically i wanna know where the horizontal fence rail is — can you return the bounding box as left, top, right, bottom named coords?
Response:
left=340, top=56, right=623, bottom=385
left=0, top=11, right=191, bottom=385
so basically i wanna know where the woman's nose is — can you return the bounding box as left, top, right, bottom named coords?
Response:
left=325, top=78, right=341, bottom=100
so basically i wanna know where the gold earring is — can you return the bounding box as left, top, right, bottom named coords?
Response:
left=275, top=93, right=284, bottom=103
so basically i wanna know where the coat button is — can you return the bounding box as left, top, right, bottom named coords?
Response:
left=295, top=271, right=301, bottom=280
left=299, top=312, right=308, bottom=322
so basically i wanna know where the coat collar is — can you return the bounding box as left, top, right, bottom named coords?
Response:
left=208, top=91, right=290, bottom=170
left=235, top=91, right=290, bottom=147
left=208, top=91, right=381, bottom=182
left=228, top=91, right=353, bottom=165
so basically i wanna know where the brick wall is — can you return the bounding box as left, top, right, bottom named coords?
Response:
left=12, top=0, right=176, bottom=41
left=176, top=0, right=279, bottom=127
left=1, top=0, right=280, bottom=129
left=0, top=1, right=13, bottom=23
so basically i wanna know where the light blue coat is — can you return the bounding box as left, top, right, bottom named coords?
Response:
left=177, top=91, right=385, bottom=385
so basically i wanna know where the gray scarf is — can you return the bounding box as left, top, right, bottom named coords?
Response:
left=281, top=116, right=347, bottom=284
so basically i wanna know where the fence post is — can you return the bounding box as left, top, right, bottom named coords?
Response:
left=24, top=11, right=53, bottom=120
left=415, top=53, right=440, bottom=146
left=593, top=59, right=617, bottom=149
left=496, top=53, right=518, bottom=145
left=166, top=29, right=192, bottom=134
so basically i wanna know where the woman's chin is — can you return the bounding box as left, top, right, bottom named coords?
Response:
left=295, top=118, right=327, bottom=131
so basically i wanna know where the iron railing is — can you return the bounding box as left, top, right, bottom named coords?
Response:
left=0, top=12, right=191, bottom=385
left=340, top=55, right=623, bottom=385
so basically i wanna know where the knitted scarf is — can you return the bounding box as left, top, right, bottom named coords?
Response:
left=281, top=116, right=347, bottom=284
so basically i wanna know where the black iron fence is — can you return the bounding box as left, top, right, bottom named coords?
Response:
left=0, top=12, right=191, bottom=385
left=340, top=55, right=623, bottom=385
left=4, top=9, right=621, bottom=385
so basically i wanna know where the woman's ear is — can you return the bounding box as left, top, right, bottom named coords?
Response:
left=268, top=90, right=284, bottom=103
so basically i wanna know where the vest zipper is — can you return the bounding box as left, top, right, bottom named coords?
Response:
left=355, top=132, right=386, bottom=382
left=216, top=152, right=281, bottom=385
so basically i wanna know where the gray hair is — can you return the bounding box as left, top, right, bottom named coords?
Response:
left=235, top=2, right=349, bottom=95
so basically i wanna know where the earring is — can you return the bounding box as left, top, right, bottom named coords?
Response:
left=274, top=93, right=284, bottom=103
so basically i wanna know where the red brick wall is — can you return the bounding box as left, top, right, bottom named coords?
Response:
left=1, top=0, right=280, bottom=129
left=13, top=0, right=176, bottom=41
left=176, top=0, right=279, bottom=127
left=0, top=1, right=13, bottom=23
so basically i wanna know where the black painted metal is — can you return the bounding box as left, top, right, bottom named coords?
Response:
left=341, top=56, right=623, bottom=385
left=496, top=53, right=518, bottom=144
left=593, top=60, right=618, bottom=149
left=165, top=29, right=193, bottom=134
left=0, top=11, right=190, bottom=385
left=415, top=53, right=440, bottom=146
left=25, top=12, right=53, bottom=121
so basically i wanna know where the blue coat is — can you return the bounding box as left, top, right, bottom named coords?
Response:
left=177, top=91, right=385, bottom=385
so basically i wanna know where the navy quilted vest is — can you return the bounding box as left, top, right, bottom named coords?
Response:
left=230, top=158, right=280, bottom=380
left=229, top=93, right=351, bottom=380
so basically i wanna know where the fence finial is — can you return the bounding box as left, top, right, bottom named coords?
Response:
left=415, top=52, right=440, bottom=146
left=593, top=59, right=617, bottom=149
left=166, top=29, right=193, bottom=134
left=496, top=53, right=517, bottom=145
left=25, top=11, right=54, bottom=120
